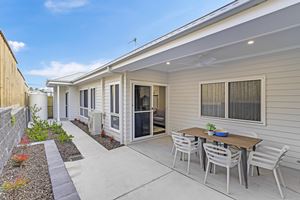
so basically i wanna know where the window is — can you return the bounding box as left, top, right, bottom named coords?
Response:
left=80, top=89, right=88, bottom=117
left=90, top=88, right=96, bottom=110
left=200, top=77, right=264, bottom=123
left=110, top=83, right=120, bottom=130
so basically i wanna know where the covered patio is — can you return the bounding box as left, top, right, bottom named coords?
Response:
left=129, top=136, right=300, bottom=200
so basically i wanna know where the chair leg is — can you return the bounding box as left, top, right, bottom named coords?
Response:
left=227, top=166, right=230, bottom=194
left=187, top=153, right=191, bottom=174
left=172, top=149, right=178, bottom=168
left=277, top=167, right=287, bottom=188
left=213, top=163, right=216, bottom=174
left=251, top=165, right=254, bottom=176
left=204, top=161, right=210, bottom=184
left=238, top=163, right=242, bottom=185
left=273, top=169, right=285, bottom=199
left=199, top=150, right=202, bottom=167
left=171, top=144, right=174, bottom=154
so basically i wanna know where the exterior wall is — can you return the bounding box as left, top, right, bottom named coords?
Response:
left=167, top=49, right=300, bottom=169
left=124, top=69, right=168, bottom=144
left=0, top=107, right=28, bottom=173
left=0, top=32, right=28, bottom=107
left=78, top=79, right=102, bottom=123
left=103, top=75, right=122, bottom=141
left=53, top=86, right=68, bottom=120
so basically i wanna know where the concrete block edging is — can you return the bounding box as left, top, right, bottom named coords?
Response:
left=44, top=140, right=80, bottom=200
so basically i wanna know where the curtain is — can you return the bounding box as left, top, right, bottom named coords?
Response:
left=201, top=82, right=225, bottom=117
left=229, top=80, right=261, bottom=121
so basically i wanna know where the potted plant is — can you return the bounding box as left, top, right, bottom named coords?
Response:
left=206, top=123, right=216, bottom=136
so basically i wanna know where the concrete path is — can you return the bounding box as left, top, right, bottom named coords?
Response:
left=62, top=121, right=232, bottom=200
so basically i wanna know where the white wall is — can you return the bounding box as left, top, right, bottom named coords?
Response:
left=53, top=85, right=67, bottom=120
left=168, top=49, right=300, bottom=169
left=124, top=69, right=168, bottom=144
left=77, top=79, right=103, bottom=123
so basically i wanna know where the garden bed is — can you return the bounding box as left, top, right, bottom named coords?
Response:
left=71, top=120, right=123, bottom=150
left=0, top=144, right=54, bottom=200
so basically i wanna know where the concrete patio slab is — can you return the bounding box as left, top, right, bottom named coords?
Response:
left=117, top=171, right=232, bottom=200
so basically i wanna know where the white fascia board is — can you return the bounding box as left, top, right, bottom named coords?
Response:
left=46, top=81, right=72, bottom=87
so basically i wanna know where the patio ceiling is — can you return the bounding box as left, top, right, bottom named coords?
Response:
left=113, top=3, right=300, bottom=73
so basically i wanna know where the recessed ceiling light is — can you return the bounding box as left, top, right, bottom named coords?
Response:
left=247, top=40, right=254, bottom=45
left=166, top=61, right=170, bottom=65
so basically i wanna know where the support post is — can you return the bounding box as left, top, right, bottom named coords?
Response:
left=57, top=85, right=60, bottom=122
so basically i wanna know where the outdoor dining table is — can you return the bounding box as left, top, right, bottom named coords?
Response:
left=178, top=127, right=262, bottom=189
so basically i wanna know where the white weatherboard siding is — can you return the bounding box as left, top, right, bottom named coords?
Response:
left=103, top=75, right=122, bottom=141
left=78, top=80, right=102, bottom=123
left=168, top=49, right=300, bottom=169
left=125, top=69, right=168, bottom=144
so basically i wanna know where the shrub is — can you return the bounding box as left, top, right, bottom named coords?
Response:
left=57, top=131, right=74, bottom=144
left=1, top=177, right=29, bottom=192
left=50, top=122, right=63, bottom=134
left=11, top=154, right=29, bottom=167
left=26, top=125, right=48, bottom=142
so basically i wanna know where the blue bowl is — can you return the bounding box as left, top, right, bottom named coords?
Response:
left=214, top=131, right=229, bottom=137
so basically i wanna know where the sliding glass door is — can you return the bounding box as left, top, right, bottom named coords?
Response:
left=133, top=85, right=152, bottom=139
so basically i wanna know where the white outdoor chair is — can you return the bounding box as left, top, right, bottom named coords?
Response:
left=172, top=134, right=202, bottom=174
left=203, top=143, right=242, bottom=194
left=248, top=145, right=289, bottom=199
left=171, top=131, right=195, bottom=154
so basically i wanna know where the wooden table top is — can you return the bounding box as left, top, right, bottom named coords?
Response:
left=178, top=127, right=262, bottom=149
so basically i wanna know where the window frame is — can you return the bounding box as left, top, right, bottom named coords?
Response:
left=80, top=89, right=89, bottom=118
left=109, top=82, right=121, bottom=132
left=90, top=88, right=96, bottom=110
left=199, top=75, right=266, bottom=125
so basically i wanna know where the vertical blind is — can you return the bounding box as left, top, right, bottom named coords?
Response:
left=201, top=82, right=225, bottom=118
left=229, top=80, right=261, bottom=121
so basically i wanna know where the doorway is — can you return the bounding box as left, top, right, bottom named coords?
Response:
left=133, top=82, right=166, bottom=140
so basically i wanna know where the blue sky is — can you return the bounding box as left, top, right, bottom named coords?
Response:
left=0, top=0, right=231, bottom=88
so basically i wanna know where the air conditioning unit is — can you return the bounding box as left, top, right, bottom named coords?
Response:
left=88, top=111, right=103, bottom=135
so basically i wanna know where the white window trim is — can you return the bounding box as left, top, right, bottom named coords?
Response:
left=80, top=88, right=89, bottom=118
left=109, top=81, right=121, bottom=133
left=199, top=75, right=266, bottom=125
left=90, top=88, right=96, bottom=110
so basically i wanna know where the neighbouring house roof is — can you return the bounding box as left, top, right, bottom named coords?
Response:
left=48, top=0, right=295, bottom=87
left=50, top=72, right=86, bottom=83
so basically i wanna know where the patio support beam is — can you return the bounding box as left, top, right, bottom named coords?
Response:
left=57, top=85, right=60, bottom=122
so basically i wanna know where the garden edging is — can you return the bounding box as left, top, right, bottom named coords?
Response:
left=44, top=140, right=80, bottom=200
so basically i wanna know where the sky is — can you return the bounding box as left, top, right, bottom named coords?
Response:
left=0, top=0, right=232, bottom=88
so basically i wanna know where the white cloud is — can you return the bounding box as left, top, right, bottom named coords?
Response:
left=44, top=0, right=88, bottom=12
left=8, top=40, right=26, bottom=52
left=28, top=60, right=107, bottom=78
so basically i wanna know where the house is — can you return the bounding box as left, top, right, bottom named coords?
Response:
left=0, top=31, right=29, bottom=107
left=47, top=0, right=300, bottom=170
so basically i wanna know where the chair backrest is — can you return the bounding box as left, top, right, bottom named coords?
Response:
left=171, top=133, right=193, bottom=153
left=250, top=145, right=290, bottom=169
left=203, top=143, right=237, bottom=167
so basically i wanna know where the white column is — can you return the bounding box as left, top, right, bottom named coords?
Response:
left=57, top=85, right=60, bottom=121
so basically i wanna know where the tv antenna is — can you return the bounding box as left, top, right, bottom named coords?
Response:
left=128, top=37, right=137, bottom=48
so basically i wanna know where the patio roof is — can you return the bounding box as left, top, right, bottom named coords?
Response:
left=47, top=0, right=300, bottom=86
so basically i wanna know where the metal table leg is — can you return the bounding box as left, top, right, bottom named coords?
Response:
left=252, top=146, right=260, bottom=176
left=241, top=148, right=248, bottom=189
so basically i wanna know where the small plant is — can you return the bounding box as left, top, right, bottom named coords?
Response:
left=57, top=131, right=74, bottom=144
left=11, top=115, right=16, bottom=126
left=100, top=130, right=106, bottom=138
left=206, top=123, right=216, bottom=131
left=109, top=136, right=114, bottom=143
left=11, top=154, right=29, bottom=167
left=26, top=125, right=48, bottom=141
left=19, top=135, right=30, bottom=146
left=50, top=122, right=63, bottom=134
left=1, top=177, right=29, bottom=192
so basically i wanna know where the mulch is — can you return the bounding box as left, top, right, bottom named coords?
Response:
left=0, top=144, right=54, bottom=200
left=48, top=131, right=83, bottom=162
left=71, top=120, right=123, bottom=150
